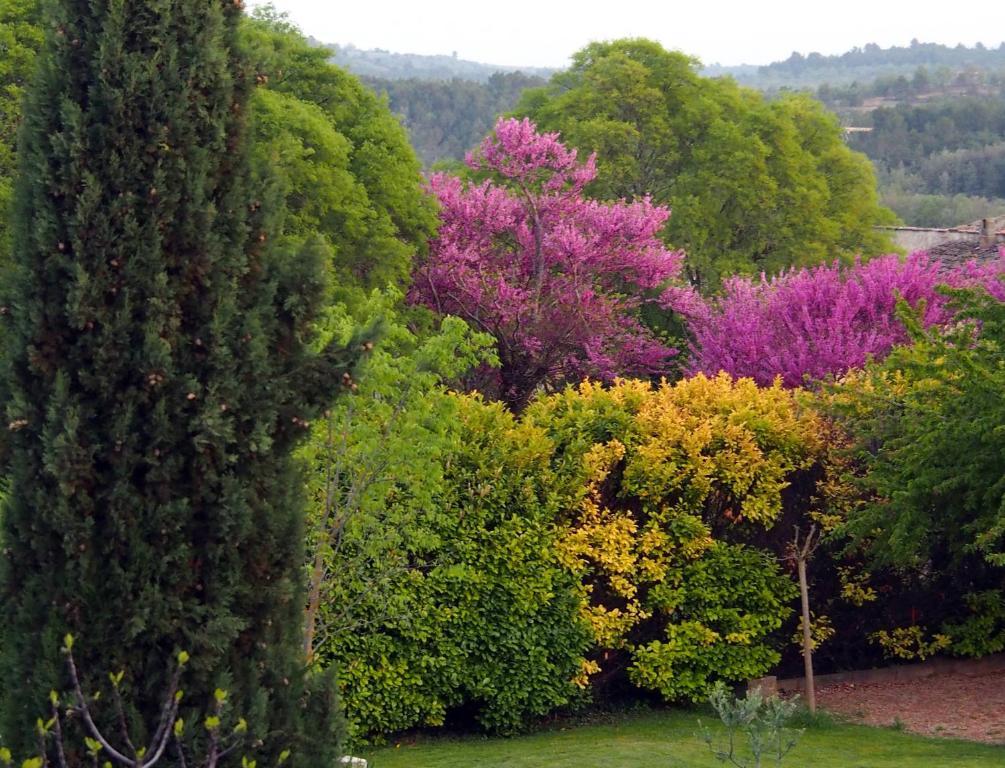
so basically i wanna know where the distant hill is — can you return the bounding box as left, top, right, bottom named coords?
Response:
left=323, top=38, right=1005, bottom=90
left=708, top=40, right=1005, bottom=90
left=319, top=41, right=556, bottom=83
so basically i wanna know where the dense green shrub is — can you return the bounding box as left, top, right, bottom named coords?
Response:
left=297, top=292, right=497, bottom=662
left=630, top=543, right=797, bottom=701
left=800, top=291, right=1005, bottom=670
left=332, top=395, right=591, bottom=738
left=825, top=288, right=1005, bottom=569
left=943, top=591, right=1005, bottom=657
left=309, top=378, right=591, bottom=740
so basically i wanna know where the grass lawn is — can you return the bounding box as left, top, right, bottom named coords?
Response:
left=363, top=708, right=1005, bottom=768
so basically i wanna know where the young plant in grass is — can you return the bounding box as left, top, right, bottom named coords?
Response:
left=699, top=683, right=802, bottom=768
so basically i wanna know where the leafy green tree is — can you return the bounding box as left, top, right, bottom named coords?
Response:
left=0, top=4, right=437, bottom=315
left=242, top=10, right=437, bottom=313
left=820, top=288, right=1005, bottom=664
left=0, top=0, right=42, bottom=263
left=0, top=0, right=368, bottom=760
left=516, top=39, right=895, bottom=289
left=826, top=288, right=1005, bottom=568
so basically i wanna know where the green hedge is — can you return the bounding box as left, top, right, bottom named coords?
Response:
left=316, top=376, right=826, bottom=741
left=318, top=396, right=591, bottom=740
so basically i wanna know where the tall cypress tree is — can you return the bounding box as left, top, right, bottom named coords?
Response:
left=0, top=0, right=366, bottom=760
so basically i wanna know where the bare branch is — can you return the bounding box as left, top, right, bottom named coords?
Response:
left=110, top=679, right=139, bottom=760
left=50, top=698, right=68, bottom=768
left=64, top=647, right=134, bottom=765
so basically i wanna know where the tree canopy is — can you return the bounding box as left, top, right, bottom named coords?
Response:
left=516, top=39, right=896, bottom=289
left=242, top=10, right=437, bottom=312
left=0, top=4, right=437, bottom=314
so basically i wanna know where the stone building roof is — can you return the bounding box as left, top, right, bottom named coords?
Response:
left=877, top=214, right=1005, bottom=264
left=925, top=239, right=1004, bottom=266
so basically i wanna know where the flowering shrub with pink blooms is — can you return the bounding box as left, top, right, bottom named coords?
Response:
left=681, top=251, right=1005, bottom=387
left=410, top=117, right=685, bottom=410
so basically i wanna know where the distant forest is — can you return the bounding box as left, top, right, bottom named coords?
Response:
left=335, top=40, right=1005, bottom=227
left=363, top=72, right=546, bottom=167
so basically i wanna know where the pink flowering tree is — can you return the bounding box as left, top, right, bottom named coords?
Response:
left=681, top=251, right=1005, bottom=387
left=411, top=118, right=685, bottom=410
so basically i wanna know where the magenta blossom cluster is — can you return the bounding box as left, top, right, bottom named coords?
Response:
left=680, top=251, right=1005, bottom=388
left=411, top=117, right=685, bottom=409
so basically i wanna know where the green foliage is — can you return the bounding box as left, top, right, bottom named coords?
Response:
left=299, top=291, right=496, bottom=658
left=0, top=0, right=366, bottom=760
left=0, top=4, right=437, bottom=315
left=942, top=591, right=1005, bottom=657
left=825, top=288, right=1005, bottom=568
left=817, top=288, right=1005, bottom=669
left=868, top=626, right=951, bottom=661
left=516, top=39, right=895, bottom=289
left=0, top=0, right=42, bottom=263
left=242, top=9, right=438, bottom=314
left=316, top=391, right=591, bottom=740
left=300, top=300, right=587, bottom=740
left=631, top=545, right=796, bottom=702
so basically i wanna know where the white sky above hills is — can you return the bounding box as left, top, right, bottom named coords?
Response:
left=249, top=0, right=1005, bottom=69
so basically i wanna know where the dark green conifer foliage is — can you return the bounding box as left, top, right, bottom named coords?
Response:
left=0, top=0, right=367, bottom=760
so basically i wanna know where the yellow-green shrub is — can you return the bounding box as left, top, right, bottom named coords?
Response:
left=528, top=375, right=822, bottom=700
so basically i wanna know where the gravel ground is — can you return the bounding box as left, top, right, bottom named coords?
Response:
left=817, top=669, right=1005, bottom=744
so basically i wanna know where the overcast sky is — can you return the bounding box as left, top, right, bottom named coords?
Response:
left=249, top=0, right=1005, bottom=68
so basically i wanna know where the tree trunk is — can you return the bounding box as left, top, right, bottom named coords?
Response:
left=797, top=556, right=816, bottom=713
left=304, top=547, right=327, bottom=661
